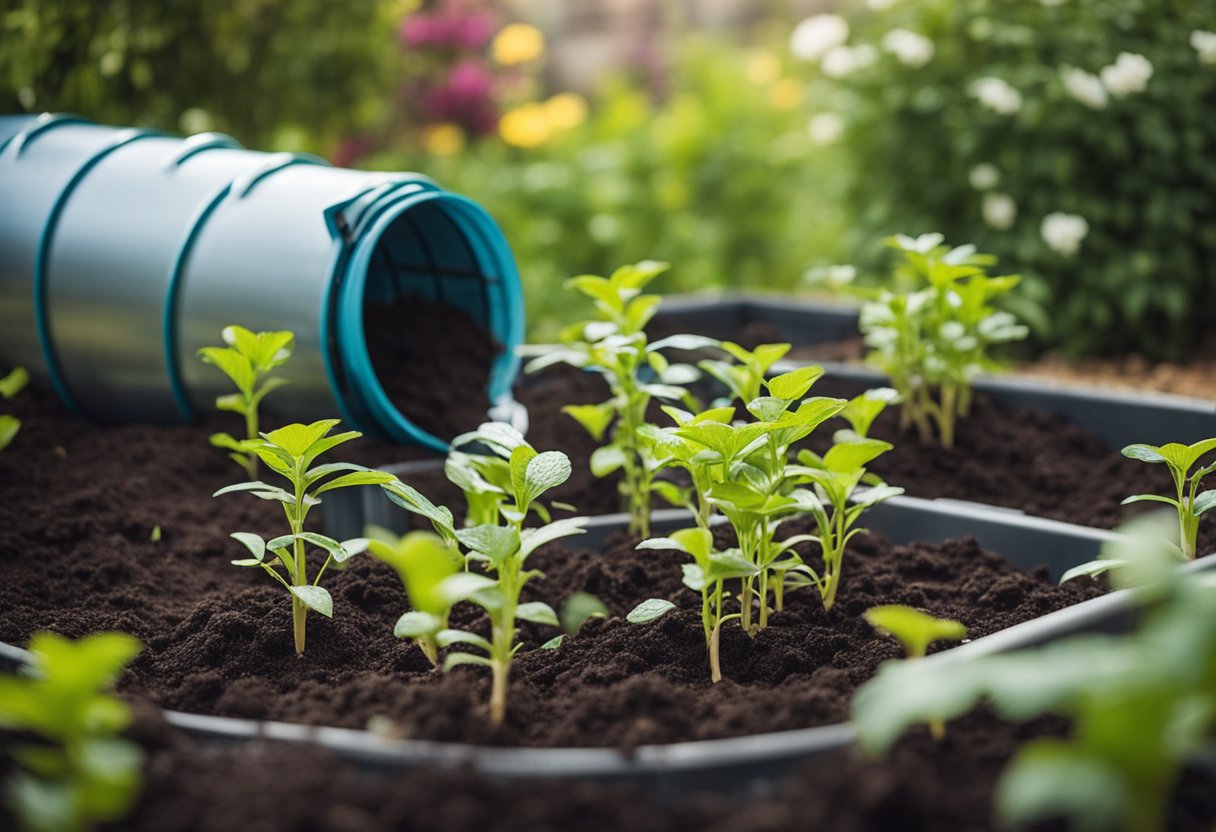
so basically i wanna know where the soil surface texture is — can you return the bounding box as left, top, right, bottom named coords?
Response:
left=363, top=294, right=499, bottom=441
left=13, top=707, right=1206, bottom=831
left=0, top=380, right=1101, bottom=746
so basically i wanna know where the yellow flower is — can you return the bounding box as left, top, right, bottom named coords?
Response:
left=746, top=51, right=781, bottom=85
left=769, top=78, right=803, bottom=111
left=492, top=23, right=545, bottom=66
left=423, top=123, right=465, bottom=156
left=499, top=103, right=553, bottom=148
left=543, top=92, right=588, bottom=131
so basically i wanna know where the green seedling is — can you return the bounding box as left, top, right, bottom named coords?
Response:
left=854, top=517, right=1215, bottom=832
left=0, top=632, right=142, bottom=832
left=214, top=419, right=396, bottom=655
left=864, top=604, right=966, bottom=738
left=523, top=261, right=708, bottom=538
left=446, top=422, right=574, bottom=528
left=198, top=325, right=294, bottom=479
left=540, top=592, right=611, bottom=650
left=0, top=366, right=28, bottom=451
left=698, top=341, right=791, bottom=406
left=388, top=433, right=587, bottom=725
left=367, top=527, right=463, bottom=666
left=843, top=234, right=1027, bottom=448
left=787, top=388, right=904, bottom=611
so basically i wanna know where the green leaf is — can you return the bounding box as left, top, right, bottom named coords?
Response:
left=560, top=592, right=609, bottom=634
left=264, top=420, right=342, bottom=457
left=1194, top=490, right=1216, bottom=516
left=437, top=629, right=493, bottom=652
left=562, top=402, right=616, bottom=442
left=853, top=484, right=904, bottom=508
left=382, top=481, right=457, bottom=537
left=540, top=635, right=565, bottom=649
left=590, top=445, right=627, bottom=477
left=436, top=572, right=500, bottom=606
left=289, top=585, right=333, bottom=618
left=230, top=532, right=266, bottom=562
left=212, top=481, right=296, bottom=503
left=864, top=605, right=967, bottom=658
left=1059, top=559, right=1125, bottom=584
left=517, top=601, right=560, bottom=626
left=766, top=365, right=824, bottom=400
left=519, top=517, right=587, bottom=560
left=1120, top=494, right=1180, bottom=508
left=566, top=274, right=624, bottom=312
left=394, top=611, right=442, bottom=639
left=0, top=414, right=20, bottom=451
left=746, top=396, right=790, bottom=422
left=996, top=741, right=1127, bottom=832
left=824, top=438, right=893, bottom=473
left=649, top=334, right=722, bottom=352
left=627, top=599, right=677, bottom=624
left=1121, top=444, right=1166, bottom=464
left=510, top=444, right=538, bottom=508
left=0, top=366, right=29, bottom=399
left=312, top=469, right=397, bottom=495
left=443, top=652, right=494, bottom=671
left=456, top=524, right=520, bottom=565
left=198, top=346, right=254, bottom=393
left=521, top=450, right=572, bottom=507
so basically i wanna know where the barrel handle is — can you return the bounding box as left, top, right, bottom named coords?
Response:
left=230, top=152, right=329, bottom=199
left=163, top=132, right=242, bottom=169
left=8, top=113, right=94, bottom=158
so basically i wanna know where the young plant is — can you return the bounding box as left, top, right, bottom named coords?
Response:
left=854, top=518, right=1216, bottom=832
left=864, top=604, right=966, bottom=739
left=1118, top=439, right=1216, bottom=561
left=787, top=388, right=905, bottom=611
left=845, top=234, right=1028, bottom=447
left=0, top=632, right=142, bottom=832
left=214, top=419, right=396, bottom=655
left=523, top=260, right=707, bottom=538
left=697, top=340, right=791, bottom=406
left=389, top=431, right=587, bottom=725
left=445, top=422, right=573, bottom=528
left=367, top=528, right=463, bottom=666
left=198, top=325, right=294, bottom=479
left=0, top=366, right=28, bottom=451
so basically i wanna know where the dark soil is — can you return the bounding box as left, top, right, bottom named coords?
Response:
left=70, top=707, right=1216, bottom=831
left=363, top=294, right=499, bottom=441
left=0, top=378, right=1101, bottom=747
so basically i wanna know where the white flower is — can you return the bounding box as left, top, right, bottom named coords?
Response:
left=969, top=163, right=1000, bottom=191
left=1060, top=67, right=1108, bottom=109
left=982, top=193, right=1017, bottom=230
left=867, top=0, right=901, bottom=9
left=1041, top=212, right=1089, bottom=257
left=971, top=76, right=1022, bottom=115
left=1100, top=52, right=1153, bottom=97
left=820, top=44, right=877, bottom=78
left=1192, top=31, right=1216, bottom=66
left=882, top=29, right=934, bottom=68
left=808, top=112, right=845, bottom=144
left=790, top=15, right=849, bottom=62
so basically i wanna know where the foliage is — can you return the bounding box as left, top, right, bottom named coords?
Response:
left=628, top=360, right=902, bottom=681
left=835, top=234, right=1027, bottom=447
left=366, top=528, right=462, bottom=667
left=0, top=632, right=142, bottom=832
left=523, top=261, right=704, bottom=537
left=198, top=326, right=294, bottom=479
left=0, top=367, right=29, bottom=452
left=0, top=0, right=405, bottom=152
left=368, top=35, right=849, bottom=340
left=864, top=604, right=966, bottom=660
left=853, top=520, right=1216, bottom=832
left=385, top=424, right=586, bottom=724
left=213, top=420, right=396, bottom=655
left=795, top=0, right=1216, bottom=359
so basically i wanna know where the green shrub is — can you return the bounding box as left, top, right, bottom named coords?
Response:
left=796, top=1, right=1216, bottom=359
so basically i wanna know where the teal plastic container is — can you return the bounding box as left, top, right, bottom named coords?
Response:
left=0, top=114, right=524, bottom=450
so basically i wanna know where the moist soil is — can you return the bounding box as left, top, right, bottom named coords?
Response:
left=35, top=708, right=1211, bottom=831
left=363, top=293, right=499, bottom=441
left=0, top=381, right=1106, bottom=747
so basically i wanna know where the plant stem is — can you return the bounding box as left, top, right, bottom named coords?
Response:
left=774, top=576, right=784, bottom=612
left=758, top=568, right=769, bottom=629
left=243, top=398, right=259, bottom=480
left=291, top=476, right=307, bottom=656
left=490, top=660, right=508, bottom=726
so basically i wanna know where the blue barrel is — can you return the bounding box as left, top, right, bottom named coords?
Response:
left=0, top=115, right=524, bottom=450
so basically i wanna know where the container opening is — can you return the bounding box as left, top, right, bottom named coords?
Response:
left=355, top=197, right=503, bottom=445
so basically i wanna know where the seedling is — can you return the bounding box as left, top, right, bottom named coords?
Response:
left=214, top=419, right=396, bottom=655
left=786, top=388, right=905, bottom=611
left=698, top=341, right=791, bottom=406
left=1118, top=439, right=1216, bottom=561
left=0, top=632, right=142, bottom=832
left=387, top=430, right=587, bottom=724
left=864, top=604, right=966, bottom=738
left=845, top=234, right=1028, bottom=447
left=854, top=520, right=1216, bottom=832
left=198, top=326, right=294, bottom=479
left=367, top=528, right=463, bottom=666
left=523, top=261, right=708, bottom=538
left=0, top=366, right=28, bottom=451
left=446, top=422, right=573, bottom=528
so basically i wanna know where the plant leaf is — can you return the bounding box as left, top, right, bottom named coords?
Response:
left=627, top=598, right=676, bottom=624
left=590, top=445, right=627, bottom=477
left=289, top=585, right=333, bottom=618
left=519, top=517, right=587, bottom=560
left=437, top=629, right=493, bottom=652
left=393, top=611, right=442, bottom=639
left=516, top=601, right=559, bottom=626
left=230, top=532, right=266, bottom=562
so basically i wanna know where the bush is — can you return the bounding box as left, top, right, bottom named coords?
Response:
left=796, top=0, right=1216, bottom=359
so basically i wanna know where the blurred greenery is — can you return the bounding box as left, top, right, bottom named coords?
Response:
left=803, top=0, right=1216, bottom=360
left=0, top=0, right=409, bottom=151
left=367, top=36, right=850, bottom=339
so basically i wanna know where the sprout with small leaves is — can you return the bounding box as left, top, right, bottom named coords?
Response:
left=446, top=422, right=573, bottom=528
left=367, top=528, right=463, bottom=666
left=523, top=261, right=707, bottom=538
left=1118, top=440, right=1216, bottom=561
left=214, top=420, right=396, bottom=655
left=834, top=235, right=1027, bottom=447
left=0, top=366, right=28, bottom=451
left=198, top=326, right=294, bottom=478
left=0, top=632, right=143, bottom=832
